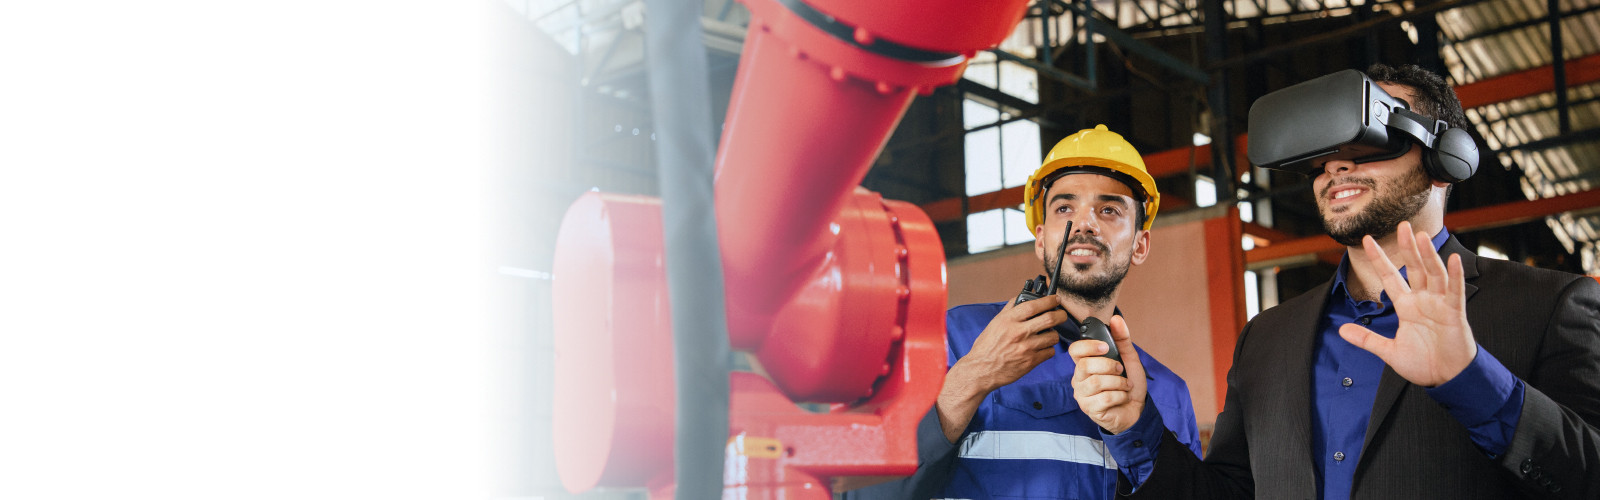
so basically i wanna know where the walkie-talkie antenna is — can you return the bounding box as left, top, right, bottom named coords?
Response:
left=1045, top=221, right=1072, bottom=296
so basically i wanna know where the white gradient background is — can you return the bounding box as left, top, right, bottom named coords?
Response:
left=1, top=2, right=493, bottom=498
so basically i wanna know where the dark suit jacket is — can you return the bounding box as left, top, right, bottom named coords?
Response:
left=1128, top=236, right=1600, bottom=499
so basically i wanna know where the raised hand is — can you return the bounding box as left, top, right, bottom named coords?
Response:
left=953, top=295, right=1070, bottom=391
left=1338, top=221, right=1478, bottom=387
left=1070, top=315, right=1147, bottom=434
left=937, top=295, right=1069, bottom=441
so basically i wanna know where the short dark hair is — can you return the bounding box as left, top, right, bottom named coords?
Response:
left=1366, top=64, right=1468, bottom=195
left=1365, top=63, right=1469, bottom=129
left=1040, top=170, right=1149, bottom=231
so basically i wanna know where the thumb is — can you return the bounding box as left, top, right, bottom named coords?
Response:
left=1108, top=315, right=1147, bottom=396
left=1338, top=323, right=1394, bottom=361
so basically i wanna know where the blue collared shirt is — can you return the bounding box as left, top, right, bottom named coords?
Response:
left=944, top=302, right=1201, bottom=499
left=1310, top=228, right=1525, bottom=499
left=1106, top=229, right=1526, bottom=497
left=844, top=302, right=1203, bottom=500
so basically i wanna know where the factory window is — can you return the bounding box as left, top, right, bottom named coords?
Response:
left=962, top=102, right=1040, bottom=198
left=964, top=100, right=1002, bottom=196
left=962, top=51, right=1040, bottom=252
left=966, top=207, right=1033, bottom=253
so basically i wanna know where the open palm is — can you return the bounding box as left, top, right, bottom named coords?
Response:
left=1338, top=221, right=1478, bottom=387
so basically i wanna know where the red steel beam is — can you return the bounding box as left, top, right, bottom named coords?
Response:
left=921, top=135, right=1240, bottom=223
left=920, top=185, right=1024, bottom=223
left=1143, top=134, right=1250, bottom=179
left=1242, top=221, right=1342, bottom=267
left=922, top=184, right=1196, bottom=223
left=1244, top=188, right=1600, bottom=265
left=1455, top=53, right=1600, bottom=109
left=1203, top=209, right=1245, bottom=410
left=1242, top=221, right=1296, bottom=244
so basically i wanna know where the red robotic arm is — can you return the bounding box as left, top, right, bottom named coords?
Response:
left=552, top=0, right=1029, bottom=497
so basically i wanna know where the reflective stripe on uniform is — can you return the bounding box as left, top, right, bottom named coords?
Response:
left=957, top=430, right=1119, bottom=469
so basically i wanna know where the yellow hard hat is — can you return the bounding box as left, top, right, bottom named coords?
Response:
left=1023, top=124, right=1161, bottom=231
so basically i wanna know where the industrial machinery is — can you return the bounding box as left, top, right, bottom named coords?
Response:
left=551, top=0, right=1030, bottom=496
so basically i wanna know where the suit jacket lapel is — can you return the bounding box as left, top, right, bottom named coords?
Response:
left=1440, top=235, right=1481, bottom=300
left=1279, top=280, right=1330, bottom=489
left=1357, top=235, right=1480, bottom=466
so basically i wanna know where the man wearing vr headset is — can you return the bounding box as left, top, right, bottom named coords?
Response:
left=1070, top=64, right=1600, bottom=499
left=847, top=125, right=1202, bottom=499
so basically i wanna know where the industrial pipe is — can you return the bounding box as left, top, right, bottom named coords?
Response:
left=715, top=0, right=1029, bottom=350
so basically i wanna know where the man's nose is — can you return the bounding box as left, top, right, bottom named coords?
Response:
left=1324, top=160, right=1356, bottom=175
left=1070, top=211, right=1099, bottom=235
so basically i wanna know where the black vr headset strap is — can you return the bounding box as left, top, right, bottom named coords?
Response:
left=1384, top=106, right=1479, bottom=183
left=1385, top=107, right=1443, bottom=149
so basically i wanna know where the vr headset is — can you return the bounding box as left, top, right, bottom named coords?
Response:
left=1246, top=69, right=1479, bottom=183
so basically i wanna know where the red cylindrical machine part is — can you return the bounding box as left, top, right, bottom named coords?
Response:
left=716, top=0, right=1028, bottom=350
left=755, top=198, right=948, bottom=482
left=714, top=18, right=911, bottom=348
left=550, top=192, right=676, bottom=493
left=757, top=191, right=901, bottom=401
left=807, top=0, right=1031, bottom=54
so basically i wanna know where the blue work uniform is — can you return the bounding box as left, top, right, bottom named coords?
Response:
left=846, top=301, right=1202, bottom=500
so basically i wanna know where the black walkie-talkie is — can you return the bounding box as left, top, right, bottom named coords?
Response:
left=1012, top=221, right=1123, bottom=368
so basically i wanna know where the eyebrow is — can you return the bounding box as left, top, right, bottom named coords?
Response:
left=1047, top=193, right=1133, bottom=207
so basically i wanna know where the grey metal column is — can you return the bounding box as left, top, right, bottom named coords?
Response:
left=1550, top=0, right=1570, bottom=134
left=1205, top=0, right=1235, bottom=199
left=1413, top=0, right=1445, bottom=74
left=644, top=0, right=730, bottom=497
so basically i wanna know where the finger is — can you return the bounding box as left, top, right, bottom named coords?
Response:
left=1033, top=346, right=1056, bottom=366
left=1023, top=309, right=1070, bottom=335
left=1067, top=338, right=1110, bottom=360
left=1077, top=373, right=1135, bottom=395
left=1071, top=345, right=1091, bottom=385
left=1397, top=222, right=1428, bottom=292
left=1025, top=329, right=1060, bottom=352
left=1447, top=253, right=1466, bottom=303
left=1078, top=355, right=1125, bottom=377
left=1362, top=235, right=1411, bottom=296
left=1009, top=293, right=1061, bottom=319
left=1082, top=390, right=1131, bottom=414
left=1338, top=323, right=1395, bottom=362
left=1109, top=316, right=1148, bottom=388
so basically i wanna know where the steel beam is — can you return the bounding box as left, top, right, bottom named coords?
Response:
left=1551, top=0, right=1571, bottom=134
left=1451, top=3, right=1600, bottom=44
left=1204, top=0, right=1235, bottom=200
left=1058, top=1, right=1211, bottom=84
left=1499, top=127, right=1600, bottom=153
left=990, top=48, right=1097, bottom=91
left=1455, top=52, right=1600, bottom=108
left=1207, top=0, right=1486, bottom=70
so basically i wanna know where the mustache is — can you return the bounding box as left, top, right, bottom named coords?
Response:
left=1053, top=233, right=1108, bottom=257
left=1319, top=176, right=1377, bottom=199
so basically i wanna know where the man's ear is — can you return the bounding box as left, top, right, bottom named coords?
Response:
left=1129, top=229, right=1151, bottom=265
left=1034, top=224, right=1047, bottom=261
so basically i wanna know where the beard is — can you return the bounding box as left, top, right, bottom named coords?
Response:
left=1319, top=169, right=1432, bottom=246
left=1043, top=234, right=1131, bottom=307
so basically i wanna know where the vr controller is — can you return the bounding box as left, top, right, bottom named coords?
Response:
left=1013, top=220, right=1123, bottom=369
left=1246, top=69, right=1478, bottom=183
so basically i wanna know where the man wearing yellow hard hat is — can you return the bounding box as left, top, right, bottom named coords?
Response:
left=847, top=125, right=1201, bottom=499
